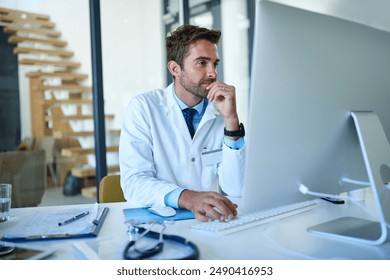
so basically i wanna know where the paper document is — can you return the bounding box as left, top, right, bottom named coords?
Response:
left=1, top=204, right=109, bottom=242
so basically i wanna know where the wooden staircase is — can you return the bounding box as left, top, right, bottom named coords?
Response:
left=0, top=7, right=119, bottom=188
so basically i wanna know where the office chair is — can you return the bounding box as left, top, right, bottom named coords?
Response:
left=99, top=174, right=126, bottom=203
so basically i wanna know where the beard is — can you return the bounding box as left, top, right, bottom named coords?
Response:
left=179, top=73, right=215, bottom=99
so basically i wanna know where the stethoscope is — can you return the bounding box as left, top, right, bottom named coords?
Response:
left=123, top=220, right=199, bottom=260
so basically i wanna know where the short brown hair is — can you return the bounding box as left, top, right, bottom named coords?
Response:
left=166, top=25, right=221, bottom=68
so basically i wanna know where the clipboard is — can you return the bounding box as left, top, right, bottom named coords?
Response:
left=1, top=205, right=109, bottom=243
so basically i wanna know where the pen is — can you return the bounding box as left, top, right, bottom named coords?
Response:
left=58, top=211, right=89, bottom=226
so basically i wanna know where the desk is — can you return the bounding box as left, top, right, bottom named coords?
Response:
left=1, top=193, right=390, bottom=260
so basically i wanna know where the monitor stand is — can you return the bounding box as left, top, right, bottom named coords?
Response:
left=308, top=111, right=390, bottom=245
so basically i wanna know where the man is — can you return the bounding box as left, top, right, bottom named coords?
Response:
left=119, top=25, right=245, bottom=222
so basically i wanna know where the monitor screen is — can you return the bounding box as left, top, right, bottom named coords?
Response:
left=240, top=0, right=390, bottom=219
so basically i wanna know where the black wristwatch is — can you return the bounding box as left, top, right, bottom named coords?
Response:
left=224, top=123, right=245, bottom=137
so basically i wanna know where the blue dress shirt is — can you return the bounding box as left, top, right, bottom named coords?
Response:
left=164, top=90, right=244, bottom=208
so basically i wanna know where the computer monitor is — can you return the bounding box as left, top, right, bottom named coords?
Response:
left=240, top=0, right=390, bottom=245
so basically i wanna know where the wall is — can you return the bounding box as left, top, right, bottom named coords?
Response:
left=0, top=26, right=20, bottom=151
left=100, top=0, right=165, bottom=129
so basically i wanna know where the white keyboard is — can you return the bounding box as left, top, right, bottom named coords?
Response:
left=190, top=199, right=318, bottom=234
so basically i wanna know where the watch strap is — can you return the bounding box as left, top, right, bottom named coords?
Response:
left=224, top=123, right=245, bottom=137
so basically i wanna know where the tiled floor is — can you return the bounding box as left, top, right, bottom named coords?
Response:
left=38, top=186, right=96, bottom=207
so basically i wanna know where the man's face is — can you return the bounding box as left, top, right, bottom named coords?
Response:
left=179, top=39, right=220, bottom=99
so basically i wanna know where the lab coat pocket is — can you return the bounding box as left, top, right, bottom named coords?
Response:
left=201, top=148, right=222, bottom=166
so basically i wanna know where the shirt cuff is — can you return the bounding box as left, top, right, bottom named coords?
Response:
left=223, top=137, right=245, bottom=150
left=164, top=188, right=185, bottom=208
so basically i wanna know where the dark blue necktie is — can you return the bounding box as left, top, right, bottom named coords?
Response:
left=182, top=108, right=196, bottom=139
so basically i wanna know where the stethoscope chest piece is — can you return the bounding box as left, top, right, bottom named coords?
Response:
left=123, top=221, right=199, bottom=260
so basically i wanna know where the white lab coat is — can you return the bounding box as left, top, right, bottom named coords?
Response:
left=119, top=83, right=245, bottom=207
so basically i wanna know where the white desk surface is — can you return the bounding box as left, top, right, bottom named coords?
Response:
left=1, top=192, right=390, bottom=260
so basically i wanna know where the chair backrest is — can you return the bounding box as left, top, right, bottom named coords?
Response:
left=99, top=174, right=126, bottom=203
left=0, top=149, right=46, bottom=207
